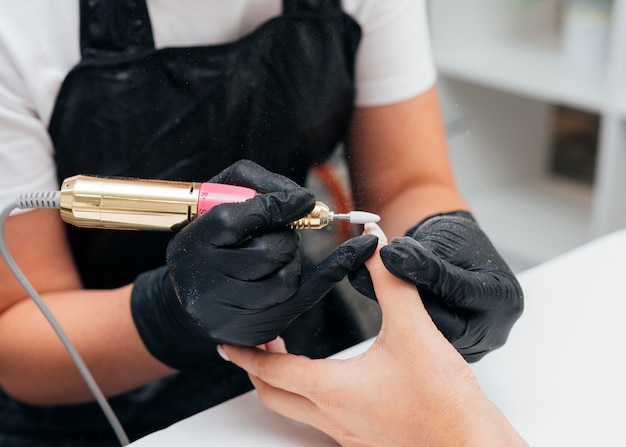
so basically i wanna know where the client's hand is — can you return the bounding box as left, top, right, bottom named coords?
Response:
left=220, top=223, right=528, bottom=447
left=350, top=211, right=523, bottom=362
left=130, top=160, right=377, bottom=370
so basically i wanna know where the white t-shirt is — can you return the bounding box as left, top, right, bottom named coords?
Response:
left=0, top=0, right=436, bottom=211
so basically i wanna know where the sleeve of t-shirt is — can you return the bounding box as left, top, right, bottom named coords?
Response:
left=348, top=0, right=437, bottom=107
left=0, top=15, right=60, bottom=214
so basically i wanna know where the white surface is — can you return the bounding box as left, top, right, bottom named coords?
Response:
left=129, top=391, right=338, bottom=446
left=130, top=229, right=626, bottom=446
left=472, top=228, right=626, bottom=446
left=129, top=340, right=374, bottom=447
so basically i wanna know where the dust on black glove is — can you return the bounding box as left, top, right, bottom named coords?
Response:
left=131, top=160, right=378, bottom=370
left=350, top=211, right=523, bottom=362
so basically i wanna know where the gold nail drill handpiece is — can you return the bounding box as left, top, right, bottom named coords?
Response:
left=59, top=175, right=380, bottom=231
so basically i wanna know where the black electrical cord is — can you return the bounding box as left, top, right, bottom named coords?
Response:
left=0, top=193, right=129, bottom=446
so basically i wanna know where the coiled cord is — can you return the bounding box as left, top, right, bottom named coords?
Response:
left=0, top=194, right=129, bottom=446
left=15, top=191, right=61, bottom=209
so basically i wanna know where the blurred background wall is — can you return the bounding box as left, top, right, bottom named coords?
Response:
left=429, top=0, right=626, bottom=272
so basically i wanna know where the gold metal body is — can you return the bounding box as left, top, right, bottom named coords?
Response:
left=60, top=175, right=333, bottom=231
left=289, top=202, right=331, bottom=229
left=60, top=175, right=202, bottom=231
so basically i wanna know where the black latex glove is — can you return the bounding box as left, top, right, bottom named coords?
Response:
left=350, top=211, right=523, bottom=362
left=131, top=160, right=378, bottom=370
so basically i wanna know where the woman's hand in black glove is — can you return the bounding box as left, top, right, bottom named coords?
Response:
left=130, top=160, right=378, bottom=370
left=351, top=211, right=523, bottom=362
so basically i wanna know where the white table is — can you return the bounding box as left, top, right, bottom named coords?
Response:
left=130, top=229, right=626, bottom=446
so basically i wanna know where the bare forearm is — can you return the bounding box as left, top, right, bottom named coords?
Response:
left=346, top=87, right=470, bottom=239
left=372, top=183, right=469, bottom=239
left=0, top=285, right=175, bottom=405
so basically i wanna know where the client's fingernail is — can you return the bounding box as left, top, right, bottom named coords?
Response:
left=364, top=222, right=387, bottom=244
left=217, top=345, right=231, bottom=362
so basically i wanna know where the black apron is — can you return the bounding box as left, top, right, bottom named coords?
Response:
left=0, top=1, right=366, bottom=446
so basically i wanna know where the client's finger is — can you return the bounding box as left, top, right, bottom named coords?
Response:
left=246, top=370, right=318, bottom=426
left=363, top=223, right=429, bottom=327
left=220, top=344, right=328, bottom=396
left=220, top=344, right=329, bottom=429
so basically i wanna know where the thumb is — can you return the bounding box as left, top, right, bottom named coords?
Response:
left=363, top=224, right=431, bottom=333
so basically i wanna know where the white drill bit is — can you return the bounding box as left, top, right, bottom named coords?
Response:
left=330, top=211, right=380, bottom=225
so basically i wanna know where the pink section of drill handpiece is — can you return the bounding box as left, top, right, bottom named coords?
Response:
left=197, top=183, right=257, bottom=216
